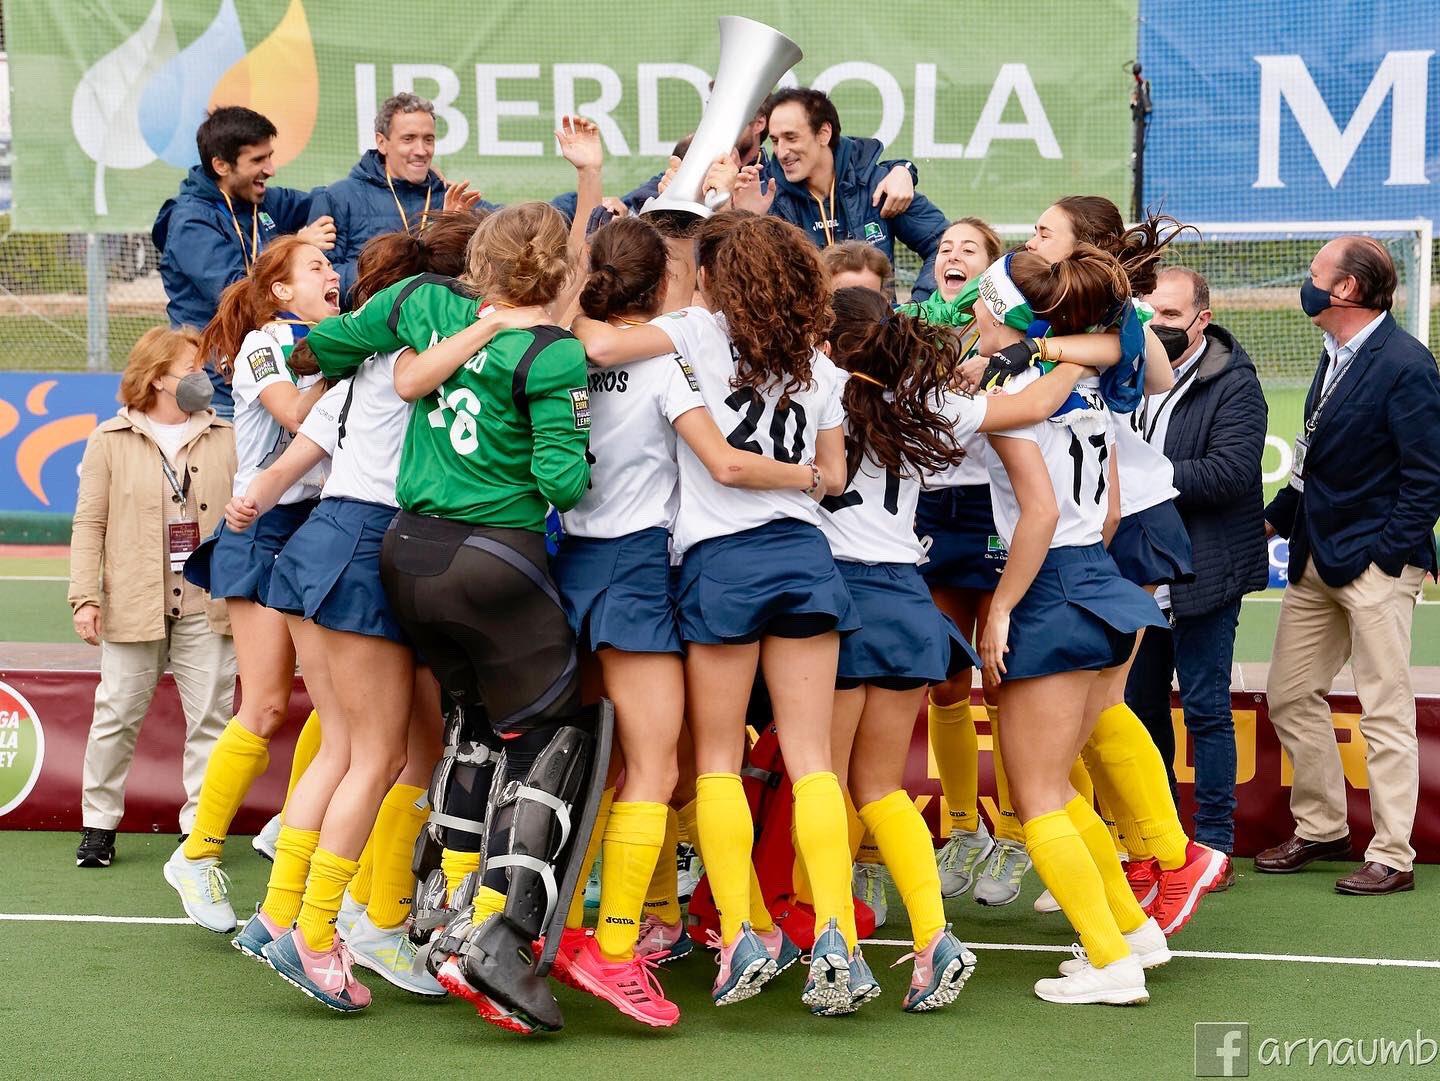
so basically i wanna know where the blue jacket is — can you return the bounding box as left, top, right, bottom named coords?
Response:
left=1161, top=326, right=1271, bottom=618
left=1265, top=313, right=1440, bottom=587
left=152, top=166, right=314, bottom=416
left=310, top=150, right=501, bottom=304
left=768, top=137, right=945, bottom=301
left=551, top=173, right=660, bottom=231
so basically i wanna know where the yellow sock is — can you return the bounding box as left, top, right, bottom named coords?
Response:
left=678, top=799, right=702, bottom=864
left=367, top=783, right=429, bottom=929
left=929, top=697, right=980, bottom=834
left=1066, top=795, right=1149, bottom=934
left=861, top=790, right=945, bottom=952
left=441, top=848, right=481, bottom=896
left=747, top=862, right=775, bottom=933
left=990, top=720, right=1025, bottom=845
left=1089, top=704, right=1189, bottom=870
left=566, top=786, right=614, bottom=930
left=260, top=825, right=320, bottom=927
left=792, top=771, right=857, bottom=950
left=282, top=710, right=322, bottom=809
left=1024, top=810, right=1128, bottom=968
left=297, top=847, right=359, bottom=952
left=843, top=792, right=865, bottom=858
left=183, top=720, right=270, bottom=861
left=595, top=801, right=668, bottom=961
left=642, top=807, right=682, bottom=925
left=791, top=822, right=814, bottom=906
left=348, top=836, right=375, bottom=907
left=473, top=884, right=506, bottom=923
left=1069, top=757, right=1126, bottom=856
left=696, top=773, right=755, bottom=945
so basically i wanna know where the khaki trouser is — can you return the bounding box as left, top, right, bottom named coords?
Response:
left=80, top=614, right=237, bottom=833
left=1266, top=559, right=1425, bottom=871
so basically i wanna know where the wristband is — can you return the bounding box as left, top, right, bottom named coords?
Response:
left=803, top=460, right=823, bottom=495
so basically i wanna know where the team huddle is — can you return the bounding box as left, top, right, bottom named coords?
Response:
left=154, top=101, right=1233, bottom=1035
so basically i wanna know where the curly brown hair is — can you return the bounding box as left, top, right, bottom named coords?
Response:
left=697, top=212, right=831, bottom=406
left=1009, top=244, right=1131, bottom=334
left=829, top=286, right=967, bottom=481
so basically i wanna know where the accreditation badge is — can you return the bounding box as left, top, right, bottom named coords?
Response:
left=167, top=519, right=200, bottom=573
left=1289, top=437, right=1308, bottom=493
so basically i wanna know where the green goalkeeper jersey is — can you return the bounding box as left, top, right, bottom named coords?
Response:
left=307, top=273, right=591, bottom=530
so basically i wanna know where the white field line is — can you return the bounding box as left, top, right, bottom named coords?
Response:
left=861, top=937, right=1440, bottom=969
left=0, top=912, right=193, bottom=925
left=0, top=575, right=69, bottom=582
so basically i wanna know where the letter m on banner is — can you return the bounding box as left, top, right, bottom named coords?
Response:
left=1254, top=51, right=1432, bottom=188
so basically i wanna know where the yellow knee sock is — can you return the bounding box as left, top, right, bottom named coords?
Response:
left=595, top=801, right=669, bottom=961
left=566, top=786, right=614, bottom=930
left=682, top=795, right=771, bottom=931
left=792, top=772, right=857, bottom=950
left=367, top=783, right=429, bottom=929
left=990, top=722, right=1025, bottom=845
left=283, top=710, right=322, bottom=808
left=473, top=884, right=506, bottom=923
left=1066, top=795, right=1149, bottom=934
left=348, top=836, right=375, bottom=907
left=1023, top=811, right=1128, bottom=968
left=642, top=807, right=682, bottom=925
left=861, top=790, right=945, bottom=952
left=1069, top=757, right=1126, bottom=857
left=1090, top=705, right=1189, bottom=870
left=260, top=825, right=320, bottom=927
left=696, top=773, right=755, bottom=945
left=441, top=848, right=481, bottom=896
left=929, top=697, right=980, bottom=834
left=297, top=847, right=360, bottom=952
left=790, top=823, right=814, bottom=906
left=1070, top=758, right=1094, bottom=803
left=183, top=720, right=270, bottom=861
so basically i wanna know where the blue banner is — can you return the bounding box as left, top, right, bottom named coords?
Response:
left=1139, top=0, right=1440, bottom=220
left=0, top=374, right=122, bottom=515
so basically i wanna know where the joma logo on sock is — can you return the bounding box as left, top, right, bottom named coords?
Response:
left=604, top=916, right=637, bottom=926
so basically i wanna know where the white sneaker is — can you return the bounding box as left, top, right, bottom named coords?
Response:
left=252, top=814, right=282, bottom=862
left=1059, top=918, right=1170, bottom=975
left=852, top=863, right=889, bottom=928
left=1033, top=888, right=1061, bottom=914
left=936, top=820, right=996, bottom=898
left=163, top=845, right=236, bottom=933
left=345, top=912, right=447, bottom=996
left=1034, top=953, right=1148, bottom=1005
left=676, top=844, right=702, bottom=904
left=336, top=891, right=365, bottom=941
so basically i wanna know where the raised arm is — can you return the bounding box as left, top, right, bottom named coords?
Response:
left=393, top=309, right=545, bottom=401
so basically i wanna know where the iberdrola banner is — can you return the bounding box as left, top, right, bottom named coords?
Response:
left=5, top=0, right=1136, bottom=233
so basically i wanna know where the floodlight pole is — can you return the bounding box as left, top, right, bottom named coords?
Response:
left=1129, top=62, right=1152, bottom=222
left=86, top=234, right=108, bottom=371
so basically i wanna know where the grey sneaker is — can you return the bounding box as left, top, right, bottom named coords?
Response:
left=163, top=845, right=236, bottom=932
left=252, top=813, right=282, bottom=862
left=336, top=891, right=365, bottom=940
left=852, top=863, right=889, bottom=928
left=973, top=839, right=1033, bottom=907
left=346, top=911, right=447, bottom=996
left=936, top=819, right=996, bottom=898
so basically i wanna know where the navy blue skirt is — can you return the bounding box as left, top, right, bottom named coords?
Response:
left=915, top=485, right=1007, bottom=592
left=1002, top=544, right=1167, bottom=682
left=266, top=497, right=406, bottom=643
left=184, top=499, right=316, bottom=603
left=1109, top=500, right=1196, bottom=588
left=677, top=519, right=859, bottom=645
left=554, top=527, right=681, bottom=654
left=837, top=561, right=980, bottom=683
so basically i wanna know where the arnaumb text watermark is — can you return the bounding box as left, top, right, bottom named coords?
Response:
left=1195, top=1022, right=1439, bottom=1075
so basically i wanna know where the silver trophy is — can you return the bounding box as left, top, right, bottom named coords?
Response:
left=641, top=16, right=802, bottom=220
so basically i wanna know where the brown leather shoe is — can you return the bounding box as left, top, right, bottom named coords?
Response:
left=1335, top=862, right=1414, bottom=896
left=1254, top=833, right=1352, bottom=873
left=1209, top=857, right=1236, bottom=893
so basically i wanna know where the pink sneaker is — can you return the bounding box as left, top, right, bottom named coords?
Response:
left=635, top=915, right=695, bottom=965
left=547, top=927, right=594, bottom=992
left=434, top=954, right=540, bottom=1035
left=263, top=929, right=373, bottom=1012
left=753, top=925, right=802, bottom=975
left=564, top=936, right=680, bottom=1027
left=1150, top=843, right=1229, bottom=936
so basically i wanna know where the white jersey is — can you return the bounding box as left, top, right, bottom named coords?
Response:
left=653, top=306, right=845, bottom=557
left=984, top=367, right=1114, bottom=549
left=560, top=346, right=706, bottom=539
left=823, top=384, right=988, bottom=564
left=299, top=350, right=408, bottom=508
left=1114, top=417, right=1178, bottom=517
left=230, top=323, right=327, bottom=503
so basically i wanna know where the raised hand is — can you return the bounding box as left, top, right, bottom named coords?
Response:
left=555, top=115, right=603, bottom=173
left=732, top=164, right=776, bottom=215
left=443, top=178, right=484, bottom=214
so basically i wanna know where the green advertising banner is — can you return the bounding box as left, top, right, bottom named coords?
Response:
left=6, top=0, right=1137, bottom=234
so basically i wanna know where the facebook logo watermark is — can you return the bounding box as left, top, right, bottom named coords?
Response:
left=1196, top=1023, right=1250, bottom=1077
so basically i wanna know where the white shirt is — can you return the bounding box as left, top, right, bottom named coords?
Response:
left=148, top=420, right=189, bottom=464
left=299, top=350, right=408, bottom=508
left=984, top=367, right=1114, bottom=549
left=1322, top=311, right=1385, bottom=390
left=560, top=346, right=706, bottom=539
left=1137, top=342, right=1206, bottom=454
left=653, top=306, right=845, bottom=557
left=822, top=386, right=989, bottom=564
left=230, top=324, right=327, bottom=504
left=1114, top=420, right=1178, bottom=517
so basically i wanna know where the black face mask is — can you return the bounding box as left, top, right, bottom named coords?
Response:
left=1153, top=324, right=1191, bottom=362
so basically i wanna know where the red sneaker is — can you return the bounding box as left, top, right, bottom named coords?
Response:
left=547, top=927, right=594, bottom=992
left=564, top=936, right=680, bottom=1028
left=1125, top=858, right=1161, bottom=910
left=1149, top=843, right=1229, bottom=937
left=435, top=954, right=540, bottom=1035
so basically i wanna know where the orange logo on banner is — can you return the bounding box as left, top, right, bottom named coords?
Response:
left=1279, top=712, right=1370, bottom=790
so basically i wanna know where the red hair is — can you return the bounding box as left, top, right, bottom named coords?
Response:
left=198, top=236, right=313, bottom=381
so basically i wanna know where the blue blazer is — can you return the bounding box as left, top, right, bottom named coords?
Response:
left=1265, top=313, right=1440, bottom=587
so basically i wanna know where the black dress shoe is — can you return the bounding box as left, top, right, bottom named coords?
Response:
left=1254, top=833, right=1351, bottom=873
left=76, top=827, right=116, bottom=868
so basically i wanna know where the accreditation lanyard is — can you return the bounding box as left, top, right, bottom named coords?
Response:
left=387, top=171, right=432, bottom=235
left=811, top=177, right=838, bottom=248
left=1290, top=350, right=1359, bottom=491
left=220, top=190, right=259, bottom=273
left=1137, top=359, right=1201, bottom=443
left=158, top=447, right=200, bottom=573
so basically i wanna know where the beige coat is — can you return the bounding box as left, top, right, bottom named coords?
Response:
left=69, top=407, right=237, bottom=642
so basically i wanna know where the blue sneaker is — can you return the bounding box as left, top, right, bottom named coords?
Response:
left=895, top=926, right=977, bottom=1012
left=232, top=905, right=284, bottom=963
left=756, top=925, right=802, bottom=976
left=802, top=917, right=855, bottom=1016
left=707, top=922, right=779, bottom=1006
left=848, top=946, right=881, bottom=1011
left=263, top=929, right=372, bottom=1012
